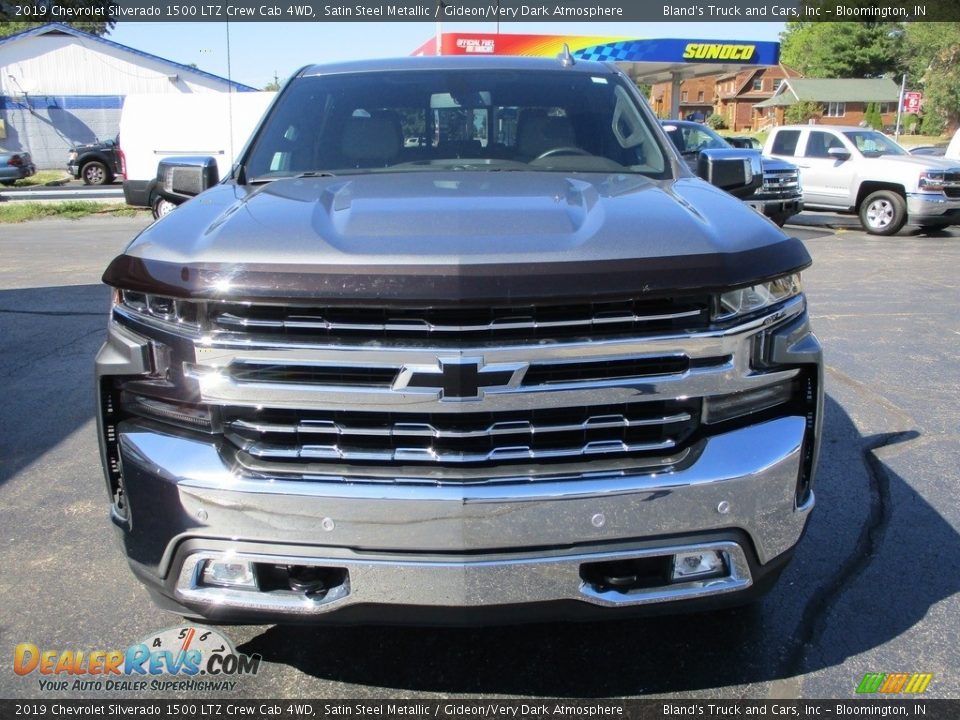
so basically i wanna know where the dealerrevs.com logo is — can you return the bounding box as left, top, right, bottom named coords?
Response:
left=14, top=626, right=261, bottom=692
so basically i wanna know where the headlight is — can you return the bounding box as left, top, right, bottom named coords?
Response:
left=116, top=289, right=200, bottom=329
left=68, top=151, right=78, bottom=161
left=918, top=171, right=945, bottom=192
left=714, top=274, right=802, bottom=321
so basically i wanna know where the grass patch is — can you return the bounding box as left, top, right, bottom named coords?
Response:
left=0, top=202, right=145, bottom=223
left=897, top=134, right=949, bottom=148
left=8, top=170, right=72, bottom=187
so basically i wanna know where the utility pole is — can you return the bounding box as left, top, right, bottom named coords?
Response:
left=894, top=73, right=907, bottom=142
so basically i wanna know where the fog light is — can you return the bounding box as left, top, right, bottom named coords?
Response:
left=202, top=560, right=256, bottom=589
left=120, top=392, right=214, bottom=432
left=703, top=379, right=794, bottom=424
left=671, top=551, right=725, bottom=581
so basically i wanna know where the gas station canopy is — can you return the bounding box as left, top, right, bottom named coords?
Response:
left=412, top=33, right=781, bottom=119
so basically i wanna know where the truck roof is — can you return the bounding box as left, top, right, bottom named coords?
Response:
left=774, top=125, right=884, bottom=133
left=300, top=55, right=618, bottom=77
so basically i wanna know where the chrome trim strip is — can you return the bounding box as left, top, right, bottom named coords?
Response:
left=188, top=363, right=797, bottom=413
left=214, top=308, right=705, bottom=334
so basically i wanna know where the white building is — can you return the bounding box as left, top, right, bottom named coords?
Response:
left=0, top=23, right=255, bottom=169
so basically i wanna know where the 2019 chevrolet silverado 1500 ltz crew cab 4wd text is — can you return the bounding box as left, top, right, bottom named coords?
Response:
left=96, top=56, right=823, bottom=625
left=765, top=125, right=960, bottom=235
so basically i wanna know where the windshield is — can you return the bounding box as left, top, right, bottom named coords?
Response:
left=842, top=130, right=908, bottom=157
left=661, top=122, right=730, bottom=156
left=243, top=69, right=668, bottom=180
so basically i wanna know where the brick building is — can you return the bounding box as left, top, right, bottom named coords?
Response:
left=649, top=64, right=801, bottom=128
left=649, top=76, right=716, bottom=122
left=714, top=65, right=802, bottom=131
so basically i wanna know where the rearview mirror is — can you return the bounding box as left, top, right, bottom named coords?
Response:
left=827, top=146, right=851, bottom=160
left=156, top=156, right=219, bottom=205
left=697, top=149, right=763, bottom=199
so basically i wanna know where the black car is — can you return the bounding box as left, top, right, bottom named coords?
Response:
left=726, top=136, right=763, bottom=150
left=907, top=144, right=948, bottom=157
left=67, top=135, right=123, bottom=185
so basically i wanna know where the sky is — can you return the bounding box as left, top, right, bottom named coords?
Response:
left=107, top=21, right=787, bottom=90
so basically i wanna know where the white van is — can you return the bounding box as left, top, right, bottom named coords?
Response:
left=119, top=92, right=275, bottom=216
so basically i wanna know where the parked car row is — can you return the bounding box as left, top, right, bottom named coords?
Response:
left=661, top=121, right=960, bottom=235
left=6, top=109, right=959, bottom=238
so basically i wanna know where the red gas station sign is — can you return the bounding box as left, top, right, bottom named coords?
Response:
left=903, top=91, right=922, bottom=113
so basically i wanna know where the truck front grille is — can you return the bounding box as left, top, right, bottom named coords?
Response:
left=944, top=171, right=960, bottom=198
left=222, top=399, right=700, bottom=467
left=760, top=168, right=800, bottom=198
left=113, top=294, right=809, bottom=482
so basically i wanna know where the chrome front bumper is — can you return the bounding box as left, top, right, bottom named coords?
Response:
left=906, top=193, right=960, bottom=224
left=112, top=414, right=812, bottom=619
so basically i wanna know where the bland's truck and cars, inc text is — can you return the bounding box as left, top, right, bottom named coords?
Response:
left=95, top=55, right=823, bottom=624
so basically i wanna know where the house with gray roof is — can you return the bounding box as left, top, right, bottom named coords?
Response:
left=754, top=77, right=901, bottom=130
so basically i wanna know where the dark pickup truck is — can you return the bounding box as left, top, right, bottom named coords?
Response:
left=96, top=55, right=822, bottom=625
left=68, top=135, right=122, bottom=185
left=662, top=120, right=803, bottom=227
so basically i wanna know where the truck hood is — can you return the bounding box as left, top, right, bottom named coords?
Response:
left=864, top=155, right=960, bottom=171
left=104, top=172, right=811, bottom=305
left=759, top=155, right=798, bottom=172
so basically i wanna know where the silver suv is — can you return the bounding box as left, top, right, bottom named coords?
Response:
left=764, top=124, right=960, bottom=235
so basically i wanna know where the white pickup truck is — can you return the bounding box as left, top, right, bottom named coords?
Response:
left=764, top=125, right=960, bottom=235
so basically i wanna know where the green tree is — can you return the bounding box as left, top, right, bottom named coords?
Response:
left=864, top=102, right=883, bottom=130
left=903, top=23, right=960, bottom=133
left=785, top=100, right=821, bottom=124
left=779, top=22, right=904, bottom=78
left=706, top=113, right=727, bottom=130
left=0, top=15, right=113, bottom=37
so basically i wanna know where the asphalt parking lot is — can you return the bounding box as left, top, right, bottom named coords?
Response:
left=0, top=217, right=957, bottom=699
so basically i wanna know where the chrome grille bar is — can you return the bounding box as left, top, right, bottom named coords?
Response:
left=239, top=438, right=678, bottom=464
left=228, top=411, right=692, bottom=440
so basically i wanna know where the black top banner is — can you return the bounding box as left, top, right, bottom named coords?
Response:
left=1, top=0, right=959, bottom=22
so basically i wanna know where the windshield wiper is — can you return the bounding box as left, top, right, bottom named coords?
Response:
left=248, top=170, right=337, bottom=184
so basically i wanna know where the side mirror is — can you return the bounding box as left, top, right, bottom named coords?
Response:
left=156, top=156, right=219, bottom=205
left=827, top=146, right=851, bottom=160
left=697, top=148, right=763, bottom=199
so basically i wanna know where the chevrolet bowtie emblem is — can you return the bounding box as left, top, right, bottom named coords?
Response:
left=393, top=357, right=528, bottom=401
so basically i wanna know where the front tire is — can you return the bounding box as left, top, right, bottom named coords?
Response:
left=81, top=160, right=111, bottom=186
left=152, top=194, right=176, bottom=219
left=859, top=190, right=906, bottom=236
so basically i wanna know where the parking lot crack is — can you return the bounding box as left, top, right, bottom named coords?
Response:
left=782, top=427, right=919, bottom=677
left=1, top=326, right=103, bottom=378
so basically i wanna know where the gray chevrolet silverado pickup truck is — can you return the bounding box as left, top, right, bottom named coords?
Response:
left=96, top=55, right=823, bottom=625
